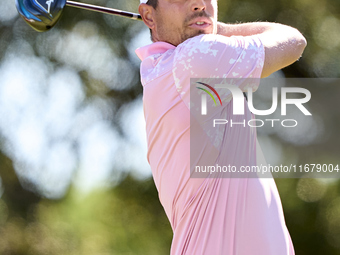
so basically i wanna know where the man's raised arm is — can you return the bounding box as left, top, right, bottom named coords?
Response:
left=217, top=22, right=307, bottom=78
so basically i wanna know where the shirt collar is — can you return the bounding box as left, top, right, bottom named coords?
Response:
left=135, top=41, right=176, bottom=61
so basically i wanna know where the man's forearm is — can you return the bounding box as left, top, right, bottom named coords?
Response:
left=216, top=21, right=307, bottom=78
left=217, top=21, right=296, bottom=37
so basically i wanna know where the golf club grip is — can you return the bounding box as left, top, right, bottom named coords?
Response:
left=66, top=1, right=142, bottom=20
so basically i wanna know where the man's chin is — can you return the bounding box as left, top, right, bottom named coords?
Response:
left=181, top=30, right=212, bottom=43
left=194, top=28, right=214, bottom=35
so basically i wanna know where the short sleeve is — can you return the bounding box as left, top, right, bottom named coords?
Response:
left=172, top=34, right=265, bottom=108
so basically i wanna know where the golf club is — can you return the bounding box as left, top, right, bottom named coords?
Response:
left=16, top=0, right=142, bottom=32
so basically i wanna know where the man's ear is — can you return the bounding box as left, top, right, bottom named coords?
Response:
left=138, top=4, right=156, bottom=30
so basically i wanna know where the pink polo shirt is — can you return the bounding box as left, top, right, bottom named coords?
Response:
left=136, top=34, right=295, bottom=255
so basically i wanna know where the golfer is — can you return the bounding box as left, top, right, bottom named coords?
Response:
left=135, top=0, right=306, bottom=254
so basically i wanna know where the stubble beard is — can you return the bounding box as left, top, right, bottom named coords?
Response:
left=180, top=29, right=207, bottom=44
left=155, top=11, right=214, bottom=46
left=180, top=11, right=214, bottom=43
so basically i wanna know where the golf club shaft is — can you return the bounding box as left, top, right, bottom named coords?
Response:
left=66, top=1, right=142, bottom=20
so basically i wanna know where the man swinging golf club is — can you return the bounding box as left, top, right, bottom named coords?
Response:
left=135, top=0, right=306, bottom=254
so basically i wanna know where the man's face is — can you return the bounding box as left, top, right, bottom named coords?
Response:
left=143, top=0, right=218, bottom=46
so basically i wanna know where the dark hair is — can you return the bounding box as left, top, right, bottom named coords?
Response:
left=146, top=0, right=158, bottom=9
left=146, top=0, right=158, bottom=41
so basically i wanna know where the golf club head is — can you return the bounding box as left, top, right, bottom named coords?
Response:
left=16, top=0, right=66, bottom=32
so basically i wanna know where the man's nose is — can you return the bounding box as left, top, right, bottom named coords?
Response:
left=191, top=0, right=206, bottom=12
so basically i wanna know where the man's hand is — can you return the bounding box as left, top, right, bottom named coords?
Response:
left=217, top=22, right=307, bottom=78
